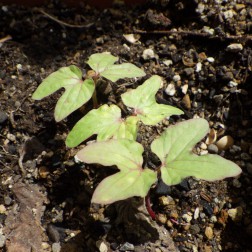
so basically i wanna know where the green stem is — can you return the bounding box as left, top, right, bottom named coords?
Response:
left=92, top=76, right=99, bottom=108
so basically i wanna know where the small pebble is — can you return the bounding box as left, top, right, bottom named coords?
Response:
left=173, top=74, right=181, bottom=82
left=195, top=62, right=202, bottom=72
left=194, top=207, right=200, bottom=219
left=0, top=205, right=6, bottom=215
left=52, top=243, right=61, bottom=252
left=163, top=59, right=173, bottom=66
left=226, top=43, right=243, bottom=52
left=165, top=83, right=176, bottom=96
left=216, top=136, right=234, bottom=150
left=228, top=207, right=243, bottom=222
left=182, top=94, right=191, bottom=110
left=207, top=144, right=218, bottom=154
left=181, top=84, right=188, bottom=94
left=182, top=213, right=192, bottom=223
left=119, top=242, right=134, bottom=251
left=142, top=48, right=157, bottom=60
left=207, top=57, right=215, bottom=63
left=96, top=241, right=108, bottom=252
left=233, top=179, right=242, bottom=188
left=0, top=234, right=5, bottom=248
left=228, top=81, right=238, bottom=87
left=205, top=226, right=213, bottom=240
left=0, top=112, right=8, bottom=124
left=6, top=133, right=16, bottom=142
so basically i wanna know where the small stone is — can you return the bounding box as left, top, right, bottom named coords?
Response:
left=228, top=207, right=243, bottom=222
left=173, top=74, right=181, bottom=82
left=207, top=144, right=218, bottom=154
left=182, top=213, right=192, bottom=223
left=194, top=207, right=200, bottom=220
left=42, top=242, right=50, bottom=249
left=226, top=43, right=243, bottom=52
left=210, top=215, right=217, bottom=223
left=52, top=243, right=61, bottom=252
left=195, top=62, right=202, bottom=72
left=0, top=234, right=6, bottom=248
left=0, top=111, right=8, bottom=124
left=119, top=242, right=134, bottom=251
left=184, top=67, right=194, bottom=76
left=181, top=84, right=188, bottom=94
left=216, top=136, right=234, bottom=150
left=157, top=213, right=167, bottom=224
left=123, top=34, right=138, bottom=44
left=0, top=205, right=6, bottom=214
left=96, top=241, right=108, bottom=252
left=142, top=48, right=157, bottom=60
left=207, top=57, right=215, bottom=63
left=228, top=81, right=238, bottom=87
left=205, top=226, right=213, bottom=240
left=202, top=26, right=214, bottom=35
left=223, top=10, right=235, bottom=20
left=200, top=142, right=207, bottom=150
left=163, top=59, right=173, bottom=66
left=165, top=83, right=176, bottom=96
left=233, top=179, right=242, bottom=188
left=190, top=224, right=200, bottom=234
left=182, top=94, right=191, bottom=110
left=7, top=133, right=16, bottom=142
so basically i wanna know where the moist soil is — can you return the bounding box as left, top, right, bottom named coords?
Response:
left=0, top=1, right=252, bottom=251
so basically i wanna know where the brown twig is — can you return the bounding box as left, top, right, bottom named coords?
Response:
left=33, top=8, right=93, bottom=28
left=134, top=29, right=252, bottom=42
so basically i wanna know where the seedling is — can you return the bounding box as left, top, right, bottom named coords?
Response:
left=76, top=119, right=241, bottom=204
left=66, top=75, right=183, bottom=147
left=32, top=52, right=145, bottom=121
left=32, top=52, right=242, bottom=221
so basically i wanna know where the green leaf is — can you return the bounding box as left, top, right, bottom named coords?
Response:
left=32, top=66, right=95, bottom=122
left=86, top=52, right=118, bottom=73
left=87, top=52, right=146, bottom=82
left=151, top=118, right=242, bottom=186
left=121, top=75, right=184, bottom=125
left=66, top=104, right=138, bottom=147
left=76, top=139, right=157, bottom=204
left=100, top=63, right=146, bottom=82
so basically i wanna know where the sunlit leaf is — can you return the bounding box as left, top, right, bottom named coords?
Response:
left=151, top=118, right=242, bottom=185
left=76, top=139, right=157, bottom=204
left=101, top=63, right=146, bottom=82
left=121, top=75, right=184, bottom=125
left=66, top=104, right=138, bottom=147
left=87, top=52, right=146, bottom=82
left=32, top=65, right=95, bottom=122
left=86, top=52, right=118, bottom=74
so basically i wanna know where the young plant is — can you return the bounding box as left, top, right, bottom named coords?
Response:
left=66, top=75, right=183, bottom=147
left=32, top=52, right=145, bottom=122
left=76, top=118, right=241, bottom=204
left=32, top=51, right=242, bottom=220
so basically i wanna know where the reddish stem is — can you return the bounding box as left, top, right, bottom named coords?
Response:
left=145, top=192, right=156, bottom=220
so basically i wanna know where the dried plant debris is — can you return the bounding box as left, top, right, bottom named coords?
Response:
left=4, top=182, right=47, bottom=252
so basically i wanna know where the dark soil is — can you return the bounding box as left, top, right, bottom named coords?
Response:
left=0, top=1, right=252, bottom=251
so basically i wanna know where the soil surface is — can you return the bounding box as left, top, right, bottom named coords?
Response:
left=0, top=1, right=252, bottom=251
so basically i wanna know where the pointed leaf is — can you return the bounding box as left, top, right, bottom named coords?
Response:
left=66, top=105, right=138, bottom=147
left=76, top=139, right=157, bottom=204
left=122, top=75, right=184, bottom=125
left=151, top=119, right=242, bottom=186
left=86, top=52, right=118, bottom=73
left=101, top=63, right=146, bottom=82
left=32, top=66, right=95, bottom=121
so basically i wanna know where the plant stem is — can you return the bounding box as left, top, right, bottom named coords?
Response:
left=92, top=75, right=99, bottom=108
left=92, top=88, right=98, bottom=108
left=145, top=192, right=156, bottom=220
